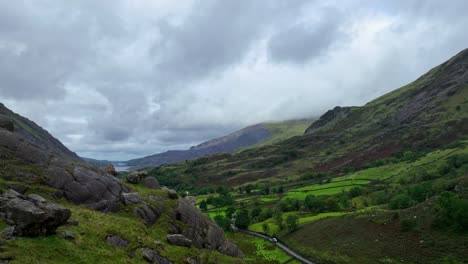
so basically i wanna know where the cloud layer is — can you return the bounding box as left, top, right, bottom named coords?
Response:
left=1, top=0, right=467, bottom=160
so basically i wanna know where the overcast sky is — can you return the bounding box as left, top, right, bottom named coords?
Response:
left=1, top=0, right=467, bottom=160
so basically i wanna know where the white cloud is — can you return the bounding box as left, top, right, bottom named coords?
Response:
left=0, top=0, right=467, bottom=160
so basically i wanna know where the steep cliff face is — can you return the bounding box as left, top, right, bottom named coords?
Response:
left=0, top=103, right=81, bottom=161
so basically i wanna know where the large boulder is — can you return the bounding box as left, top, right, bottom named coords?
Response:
left=0, top=190, right=71, bottom=236
left=166, top=234, right=192, bottom=247
left=172, top=197, right=244, bottom=258
left=126, top=171, right=148, bottom=184
left=101, top=164, right=117, bottom=176
left=45, top=158, right=123, bottom=212
left=106, top=235, right=129, bottom=248
left=0, top=115, right=14, bottom=132
left=141, top=248, right=173, bottom=264
left=141, top=177, right=160, bottom=189
left=121, top=193, right=142, bottom=205
left=135, top=204, right=163, bottom=227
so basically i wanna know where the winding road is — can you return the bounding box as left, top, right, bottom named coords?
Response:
left=237, top=229, right=315, bottom=264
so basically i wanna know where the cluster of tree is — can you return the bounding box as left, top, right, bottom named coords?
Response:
left=199, top=193, right=234, bottom=211
left=237, top=184, right=284, bottom=195
left=270, top=212, right=299, bottom=233
left=432, top=192, right=468, bottom=231
left=299, top=172, right=328, bottom=181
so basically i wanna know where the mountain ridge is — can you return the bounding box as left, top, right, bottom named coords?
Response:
left=126, top=119, right=314, bottom=168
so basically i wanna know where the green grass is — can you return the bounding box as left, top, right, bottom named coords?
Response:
left=255, top=120, right=313, bottom=147
left=226, top=232, right=293, bottom=264
left=0, top=178, right=243, bottom=264
left=286, top=186, right=359, bottom=199
left=298, top=212, right=347, bottom=224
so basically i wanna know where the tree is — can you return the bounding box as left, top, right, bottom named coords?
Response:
left=262, top=185, right=270, bottom=195
left=433, top=192, right=468, bottom=231
left=286, top=215, right=299, bottom=232
left=349, top=186, right=363, bottom=198
left=273, top=212, right=284, bottom=230
left=262, top=223, right=270, bottom=234
left=199, top=200, right=208, bottom=211
left=214, top=215, right=231, bottom=231
left=250, top=207, right=262, bottom=220
left=278, top=186, right=284, bottom=194
left=235, top=209, right=251, bottom=229
left=225, top=207, right=236, bottom=218
left=389, top=194, right=413, bottom=209
left=304, top=195, right=324, bottom=212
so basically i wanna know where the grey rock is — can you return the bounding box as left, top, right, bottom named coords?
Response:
left=0, top=190, right=71, bottom=236
left=126, top=171, right=148, bottom=184
left=27, top=194, right=46, bottom=203
left=101, top=164, right=117, bottom=176
left=135, top=205, right=163, bottom=227
left=166, top=234, right=192, bottom=247
left=87, top=199, right=120, bottom=213
left=141, top=177, right=160, bottom=189
left=6, top=184, right=28, bottom=195
left=62, top=231, right=75, bottom=240
left=173, top=198, right=244, bottom=258
left=218, top=240, right=245, bottom=259
left=45, top=159, right=123, bottom=212
left=1, top=226, right=15, bottom=237
left=0, top=115, right=14, bottom=132
left=185, top=196, right=197, bottom=206
left=121, top=193, right=142, bottom=205
left=186, top=257, right=200, bottom=264
left=141, top=248, right=173, bottom=264
left=106, top=235, right=129, bottom=248
left=167, top=190, right=178, bottom=200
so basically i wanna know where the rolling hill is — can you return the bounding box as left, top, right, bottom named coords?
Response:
left=125, top=119, right=314, bottom=169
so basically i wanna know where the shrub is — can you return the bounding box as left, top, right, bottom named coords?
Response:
left=349, top=186, right=364, bottom=198
left=286, top=215, right=299, bottom=232
left=433, top=192, right=468, bottom=231
left=235, top=209, right=251, bottom=229
left=214, top=215, right=231, bottom=231
left=199, top=200, right=208, bottom=211
left=389, top=194, right=414, bottom=209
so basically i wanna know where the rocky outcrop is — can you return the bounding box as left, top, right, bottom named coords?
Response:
left=304, top=106, right=353, bottom=134
left=141, top=177, right=160, bottom=189
left=166, top=234, right=192, bottom=247
left=126, top=171, right=148, bottom=184
left=121, top=193, right=142, bottom=205
left=0, top=190, right=71, bottom=236
left=101, top=164, right=117, bottom=176
left=141, top=248, right=173, bottom=264
left=171, top=197, right=244, bottom=258
left=106, top=235, right=129, bottom=248
left=45, top=158, right=124, bottom=212
left=0, top=126, right=125, bottom=213
left=135, top=204, right=163, bottom=227
left=0, top=103, right=81, bottom=161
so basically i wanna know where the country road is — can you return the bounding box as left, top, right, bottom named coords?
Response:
left=237, top=229, right=315, bottom=264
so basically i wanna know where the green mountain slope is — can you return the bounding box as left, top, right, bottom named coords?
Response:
left=0, top=103, right=81, bottom=161
left=149, top=48, right=468, bottom=189
left=126, top=118, right=314, bottom=169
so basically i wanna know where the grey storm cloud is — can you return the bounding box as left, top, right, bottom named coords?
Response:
left=0, top=0, right=468, bottom=160
left=267, top=8, right=347, bottom=63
